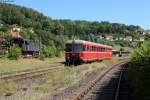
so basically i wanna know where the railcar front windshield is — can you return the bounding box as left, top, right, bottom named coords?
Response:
left=66, top=44, right=84, bottom=52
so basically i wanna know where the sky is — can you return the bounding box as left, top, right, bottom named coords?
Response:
left=11, top=0, right=150, bottom=29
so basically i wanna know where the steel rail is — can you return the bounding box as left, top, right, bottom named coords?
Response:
left=114, top=65, right=124, bottom=100
left=0, top=65, right=64, bottom=83
left=71, top=60, right=128, bottom=100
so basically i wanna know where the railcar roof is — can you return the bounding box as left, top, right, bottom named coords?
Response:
left=66, top=40, right=112, bottom=48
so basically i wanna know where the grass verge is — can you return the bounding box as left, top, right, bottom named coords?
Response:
left=0, top=81, right=17, bottom=96
left=36, top=68, right=76, bottom=93
left=0, top=57, right=64, bottom=73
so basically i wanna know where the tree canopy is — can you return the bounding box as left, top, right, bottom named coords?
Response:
left=0, top=4, right=142, bottom=39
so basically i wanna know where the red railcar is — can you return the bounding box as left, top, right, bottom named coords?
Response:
left=65, top=40, right=112, bottom=64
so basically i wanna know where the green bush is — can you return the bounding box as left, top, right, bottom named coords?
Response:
left=20, top=30, right=30, bottom=39
left=115, top=40, right=130, bottom=47
left=39, top=52, right=45, bottom=61
left=0, top=54, right=7, bottom=59
left=8, top=44, right=21, bottom=60
left=95, top=38, right=114, bottom=46
left=129, top=41, right=150, bottom=100
left=55, top=51, right=63, bottom=57
left=42, top=45, right=56, bottom=58
left=120, top=48, right=124, bottom=51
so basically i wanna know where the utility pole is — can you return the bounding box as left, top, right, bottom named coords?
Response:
left=39, top=35, right=41, bottom=56
left=88, top=33, right=95, bottom=42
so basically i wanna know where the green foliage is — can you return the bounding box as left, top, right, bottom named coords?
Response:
left=145, top=34, right=150, bottom=41
left=20, top=29, right=38, bottom=40
left=119, top=48, right=124, bottom=51
left=20, top=30, right=30, bottom=39
left=29, top=32, right=38, bottom=40
left=115, top=40, right=130, bottom=47
left=0, top=31, right=4, bottom=37
left=0, top=54, right=7, bottom=59
left=130, top=41, right=150, bottom=66
left=55, top=51, right=63, bottom=57
left=95, top=38, right=114, bottom=46
left=39, top=52, right=45, bottom=61
left=0, top=24, right=9, bottom=32
left=42, top=44, right=64, bottom=57
left=129, top=41, right=150, bottom=100
left=42, top=45, right=56, bottom=57
left=54, top=35, right=67, bottom=51
left=8, top=44, right=21, bottom=60
left=0, top=81, right=17, bottom=95
left=35, top=29, right=52, bottom=45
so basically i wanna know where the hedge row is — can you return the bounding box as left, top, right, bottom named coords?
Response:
left=129, top=41, right=150, bottom=100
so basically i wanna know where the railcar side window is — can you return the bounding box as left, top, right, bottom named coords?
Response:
left=100, top=48, right=102, bottom=52
left=82, top=45, right=86, bottom=51
left=98, top=48, right=101, bottom=52
left=97, top=47, right=99, bottom=51
left=109, top=48, right=111, bottom=52
left=103, top=48, right=106, bottom=52
left=93, top=46, right=96, bottom=51
left=89, top=46, right=97, bottom=52
left=92, top=46, right=94, bottom=51
left=90, top=46, right=92, bottom=51
left=66, top=44, right=85, bottom=52
left=86, top=46, right=89, bottom=51
left=100, top=48, right=105, bottom=52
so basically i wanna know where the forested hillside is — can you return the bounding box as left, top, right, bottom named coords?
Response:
left=0, top=3, right=143, bottom=58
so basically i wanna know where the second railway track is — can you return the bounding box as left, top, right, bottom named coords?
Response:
left=0, top=64, right=64, bottom=83
left=72, top=61, right=128, bottom=100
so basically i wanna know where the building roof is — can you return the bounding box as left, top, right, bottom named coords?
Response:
left=10, top=32, right=21, bottom=38
left=66, top=40, right=112, bottom=48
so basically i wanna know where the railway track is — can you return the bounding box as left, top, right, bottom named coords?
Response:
left=72, top=61, right=128, bottom=100
left=0, top=64, right=64, bottom=83
left=115, top=64, right=128, bottom=100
